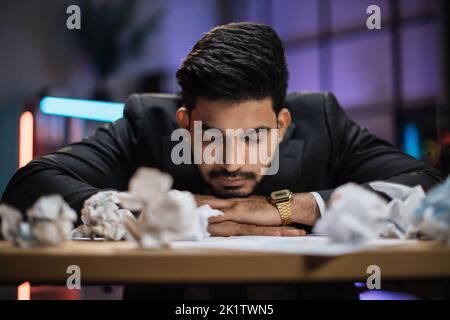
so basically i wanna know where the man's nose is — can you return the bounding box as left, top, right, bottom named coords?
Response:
left=222, top=136, right=245, bottom=172
left=221, top=162, right=244, bottom=173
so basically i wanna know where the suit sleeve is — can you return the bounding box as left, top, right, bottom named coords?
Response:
left=316, top=93, right=445, bottom=202
left=1, top=97, right=145, bottom=224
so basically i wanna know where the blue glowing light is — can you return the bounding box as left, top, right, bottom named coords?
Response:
left=403, top=122, right=421, bottom=159
left=40, top=97, right=125, bottom=122
left=359, top=290, right=418, bottom=300
left=354, top=282, right=366, bottom=288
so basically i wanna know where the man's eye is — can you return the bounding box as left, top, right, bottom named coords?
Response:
left=203, top=133, right=217, bottom=142
left=244, top=136, right=261, bottom=143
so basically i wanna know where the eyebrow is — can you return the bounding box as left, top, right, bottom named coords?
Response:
left=201, top=123, right=273, bottom=133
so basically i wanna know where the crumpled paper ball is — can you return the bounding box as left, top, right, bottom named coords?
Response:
left=313, top=183, right=389, bottom=243
left=0, top=195, right=77, bottom=247
left=0, top=204, right=26, bottom=246
left=313, top=180, right=450, bottom=245
left=370, top=182, right=426, bottom=239
left=27, top=195, right=77, bottom=246
left=119, top=167, right=223, bottom=248
left=412, top=176, right=450, bottom=244
left=71, top=191, right=135, bottom=240
left=120, top=167, right=173, bottom=212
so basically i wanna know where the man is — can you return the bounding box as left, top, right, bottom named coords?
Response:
left=1, top=22, right=445, bottom=237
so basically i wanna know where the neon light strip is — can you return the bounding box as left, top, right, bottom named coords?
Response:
left=403, top=122, right=420, bottom=159
left=19, top=112, right=34, bottom=168
left=17, top=281, right=31, bottom=300
left=40, top=97, right=125, bottom=122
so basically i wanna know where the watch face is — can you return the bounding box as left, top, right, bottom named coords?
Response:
left=271, top=189, right=290, bottom=200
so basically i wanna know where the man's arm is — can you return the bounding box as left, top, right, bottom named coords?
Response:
left=0, top=92, right=171, bottom=224
left=1, top=117, right=139, bottom=224
left=315, top=93, right=445, bottom=202
left=203, top=93, right=445, bottom=229
left=200, top=193, right=319, bottom=228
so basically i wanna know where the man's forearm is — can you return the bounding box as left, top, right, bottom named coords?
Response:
left=199, top=193, right=321, bottom=229
left=291, top=193, right=321, bottom=226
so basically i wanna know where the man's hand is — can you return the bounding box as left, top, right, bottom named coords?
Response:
left=196, top=193, right=320, bottom=236
left=207, top=221, right=306, bottom=237
left=197, top=195, right=282, bottom=226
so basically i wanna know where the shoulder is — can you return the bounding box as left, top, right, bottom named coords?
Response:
left=285, top=91, right=343, bottom=118
left=123, top=93, right=181, bottom=136
left=285, top=92, right=348, bottom=138
left=124, top=93, right=181, bottom=121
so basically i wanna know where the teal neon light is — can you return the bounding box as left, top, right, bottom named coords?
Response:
left=40, top=97, right=124, bottom=122
left=403, top=122, right=421, bottom=159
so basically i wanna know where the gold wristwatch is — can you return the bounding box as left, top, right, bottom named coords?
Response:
left=269, top=189, right=293, bottom=226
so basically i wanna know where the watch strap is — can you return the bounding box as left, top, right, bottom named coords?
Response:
left=276, top=201, right=292, bottom=226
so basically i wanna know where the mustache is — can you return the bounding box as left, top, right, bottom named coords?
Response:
left=208, top=169, right=256, bottom=180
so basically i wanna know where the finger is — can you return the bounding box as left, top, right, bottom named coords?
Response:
left=280, top=227, right=306, bottom=237
left=208, top=214, right=230, bottom=224
left=207, top=206, right=239, bottom=224
left=239, top=225, right=306, bottom=237
left=207, top=221, right=239, bottom=237
left=195, top=195, right=232, bottom=209
left=239, top=224, right=282, bottom=236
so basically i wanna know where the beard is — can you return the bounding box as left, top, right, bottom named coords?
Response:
left=213, top=184, right=258, bottom=198
left=206, top=168, right=260, bottom=198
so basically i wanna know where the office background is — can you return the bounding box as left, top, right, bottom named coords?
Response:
left=0, top=0, right=449, bottom=196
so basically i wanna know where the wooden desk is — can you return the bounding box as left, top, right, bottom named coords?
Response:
left=0, top=240, right=449, bottom=285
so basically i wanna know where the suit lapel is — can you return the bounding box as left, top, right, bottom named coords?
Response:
left=255, top=123, right=305, bottom=194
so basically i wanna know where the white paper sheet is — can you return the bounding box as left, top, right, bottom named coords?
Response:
left=171, top=235, right=417, bottom=256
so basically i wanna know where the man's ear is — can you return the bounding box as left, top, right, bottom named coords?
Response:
left=276, top=107, right=292, bottom=141
left=176, top=106, right=190, bottom=129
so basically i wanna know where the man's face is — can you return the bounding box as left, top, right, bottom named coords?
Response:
left=178, top=97, right=290, bottom=198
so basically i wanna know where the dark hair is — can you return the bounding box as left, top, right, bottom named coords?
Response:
left=176, top=22, right=289, bottom=113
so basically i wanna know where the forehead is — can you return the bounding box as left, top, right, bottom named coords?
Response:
left=189, top=97, right=277, bottom=130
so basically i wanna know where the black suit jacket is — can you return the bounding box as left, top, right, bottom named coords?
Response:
left=2, top=92, right=445, bottom=223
